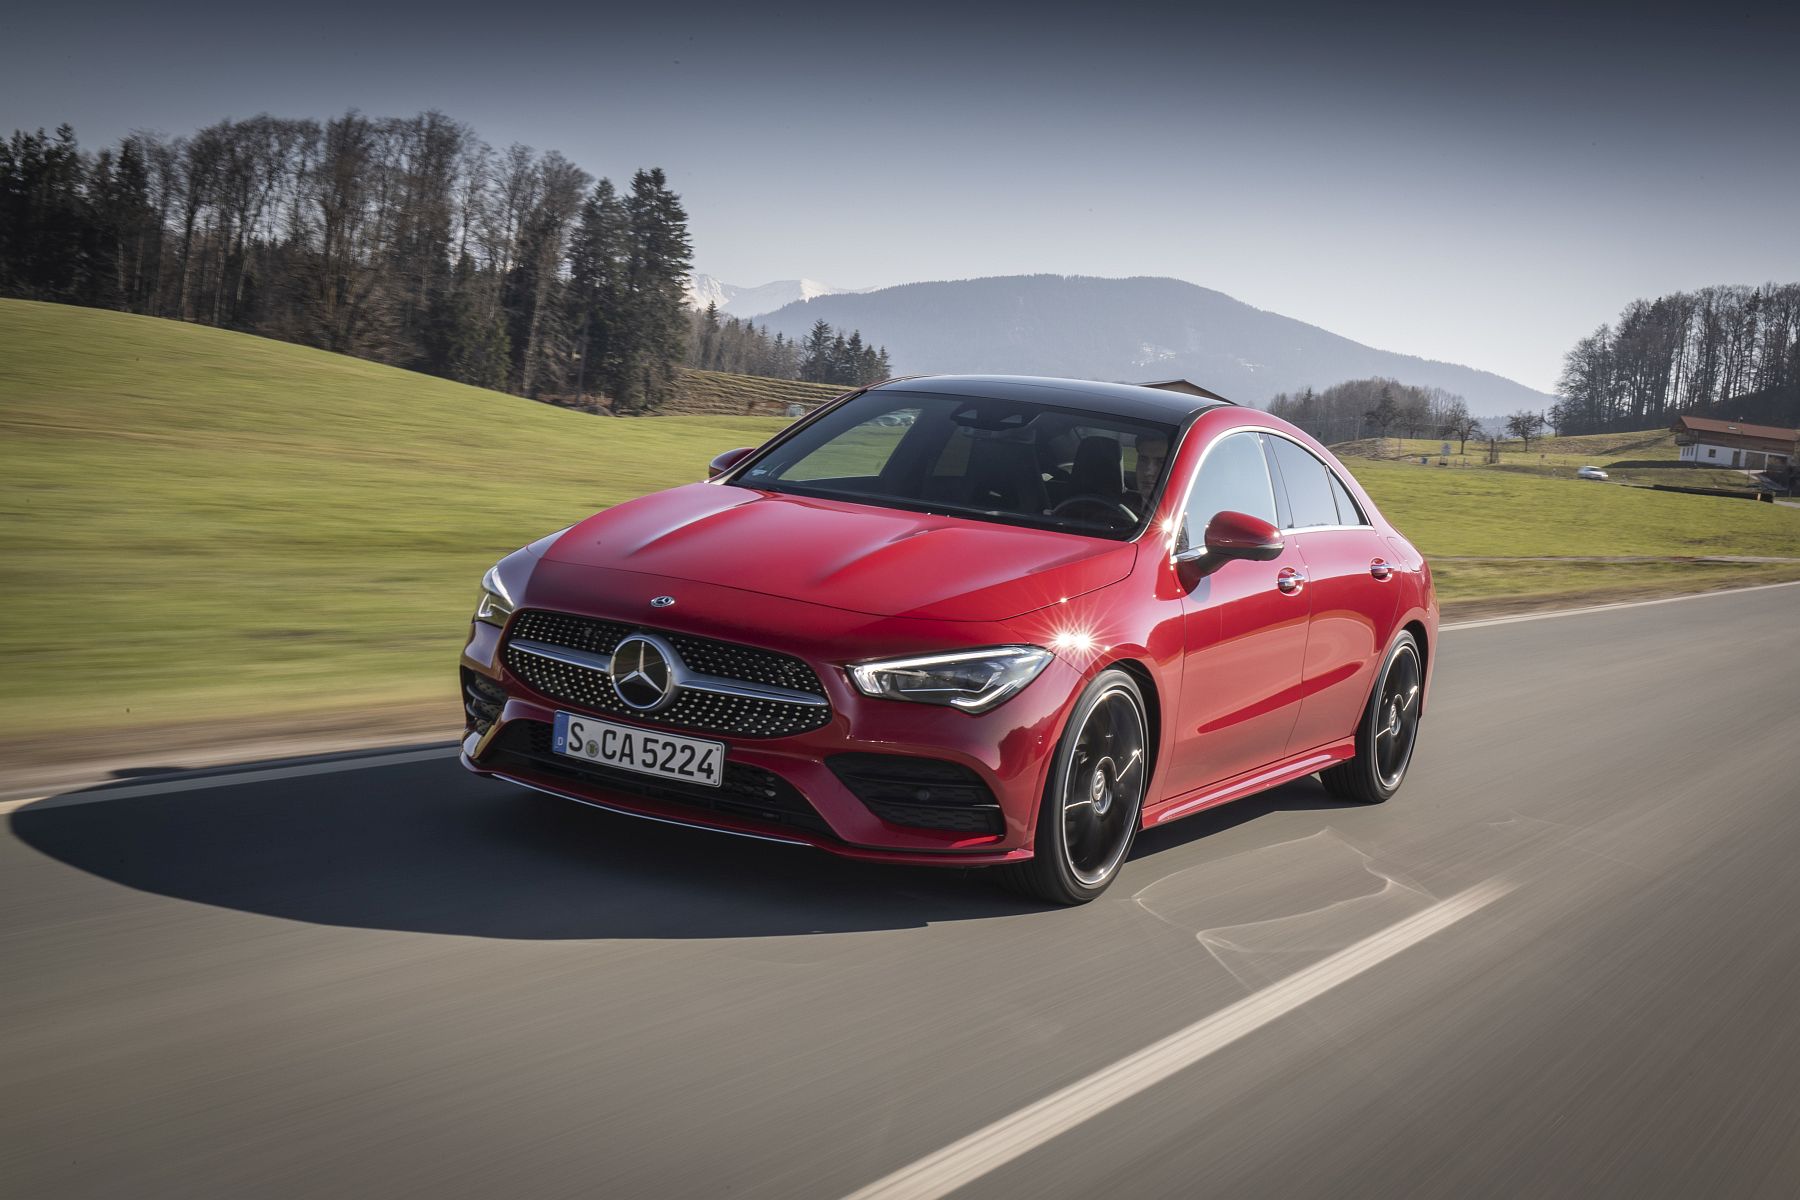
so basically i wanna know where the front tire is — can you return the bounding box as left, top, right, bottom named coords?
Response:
left=997, top=669, right=1149, bottom=905
left=1321, top=631, right=1423, bottom=804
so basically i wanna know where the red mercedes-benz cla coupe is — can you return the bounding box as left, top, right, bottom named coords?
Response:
left=459, top=376, right=1436, bottom=903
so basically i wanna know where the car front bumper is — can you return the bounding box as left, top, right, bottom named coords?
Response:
left=457, top=593, right=1087, bottom=867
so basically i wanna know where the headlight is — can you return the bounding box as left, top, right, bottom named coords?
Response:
left=471, top=526, right=572, bottom=629
left=847, top=646, right=1052, bottom=713
left=473, top=564, right=516, bottom=627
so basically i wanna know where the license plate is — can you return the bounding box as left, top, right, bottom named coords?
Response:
left=553, top=712, right=724, bottom=788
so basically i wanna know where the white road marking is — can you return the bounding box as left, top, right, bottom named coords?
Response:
left=1440, top=577, right=1800, bottom=631
left=1, top=747, right=457, bottom=815
left=841, top=878, right=1516, bottom=1200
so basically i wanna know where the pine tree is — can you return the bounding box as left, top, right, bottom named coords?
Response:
left=801, top=319, right=833, bottom=382
left=568, top=178, right=628, bottom=402
left=605, top=168, right=693, bottom=413
left=112, top=137, right=156, bottom=311
left=699, top=301, right=721, bottom=369
left=827, top=333, right=849, bottom=384
left=844, top=330, right=865, bottom=384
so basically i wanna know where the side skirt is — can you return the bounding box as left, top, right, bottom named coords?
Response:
left=1142, top=740, right=1355, bottom=828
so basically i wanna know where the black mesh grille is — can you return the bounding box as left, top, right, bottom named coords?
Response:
left=827, top=753, right=1004, bottom=835
left=503, top=609, right=831, bottom=739
left=462, top=668, right=507, bottom=729
left=485, top=720, right=835, bottom=838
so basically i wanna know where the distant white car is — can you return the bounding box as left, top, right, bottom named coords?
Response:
left=1576, top=465, right=1609, bottom=480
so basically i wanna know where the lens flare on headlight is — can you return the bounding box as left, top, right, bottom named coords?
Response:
left=1050, top=628, right=1094, bottom=654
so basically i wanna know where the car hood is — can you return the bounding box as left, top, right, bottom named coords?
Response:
left=543, top=483, right=1138, bottom=622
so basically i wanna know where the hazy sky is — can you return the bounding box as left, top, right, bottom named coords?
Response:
left=5, top=0, right=1796, bottom=391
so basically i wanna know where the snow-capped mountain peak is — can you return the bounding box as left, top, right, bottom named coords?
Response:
left=684, top=274, right=865, bottom=319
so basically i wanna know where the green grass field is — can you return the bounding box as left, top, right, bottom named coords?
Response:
left=4, top=299, right=1799, bottom=748
left=1337, top=456, right=1800, bottom=605
left=1334, top=428, right=1764, bottom=490
left=1337, top=457, right=1800, bottom=558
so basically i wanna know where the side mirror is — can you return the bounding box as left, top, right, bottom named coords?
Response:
left=1190, top=510, right=1285, bottom=562
left=708, top=447, right=756, bottom=479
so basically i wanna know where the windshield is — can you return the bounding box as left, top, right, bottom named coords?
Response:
left=731, top=389, right=1179, bottom=539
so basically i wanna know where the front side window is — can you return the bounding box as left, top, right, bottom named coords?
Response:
left=1178, top=431, right=1277, bottom=553
left=734, top=390, right=1179, bottom=539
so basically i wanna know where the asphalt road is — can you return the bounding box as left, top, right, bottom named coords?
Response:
left=5, top=585, right=1800, bottom=1199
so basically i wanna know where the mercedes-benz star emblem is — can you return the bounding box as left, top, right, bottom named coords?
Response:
left=650, top=596, right=675, bottom=608
left=610, top=635, right=677, bottom=712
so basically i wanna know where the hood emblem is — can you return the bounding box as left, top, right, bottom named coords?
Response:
left=610, top=635, right=678, bottom=712
left=650, top=595, right=676, bottom=608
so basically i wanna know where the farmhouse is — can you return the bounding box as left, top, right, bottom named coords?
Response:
left=1670, top=415, right=1798, bottom=471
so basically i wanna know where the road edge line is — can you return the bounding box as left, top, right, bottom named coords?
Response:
left=1441, top=577, right=1800, bottom=632
left=3, top=745, right=459, bottom=815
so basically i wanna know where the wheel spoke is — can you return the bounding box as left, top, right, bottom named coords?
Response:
left=1088, top=698, right=1116, bottom=746
left=1115, top=748, right=1144, bottom=781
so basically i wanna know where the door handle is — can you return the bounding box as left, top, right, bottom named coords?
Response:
left=1276, top=566, right=1307, bottom=595
left=1370, top=559, right=1394, bottom=581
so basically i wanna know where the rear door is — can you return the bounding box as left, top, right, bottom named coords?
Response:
left=1167, top=431, right=1312, bottom=798
left=1264, top=436, right=1398, bottom=755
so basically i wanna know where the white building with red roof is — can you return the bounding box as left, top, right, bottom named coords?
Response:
left=1670, top=415, right=1798, bottom=472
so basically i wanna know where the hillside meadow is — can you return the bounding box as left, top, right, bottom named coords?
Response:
left=1333, top=429, right=1766, bottom=491
left=0, top=301, right=784, bottom=742
left=4, top=300, right=1799, bottom=745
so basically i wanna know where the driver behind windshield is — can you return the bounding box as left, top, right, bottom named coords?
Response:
left=1129, top=434, right=1169, bottom=510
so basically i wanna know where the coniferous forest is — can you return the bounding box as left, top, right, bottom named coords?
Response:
left=686, top=308, right=890, bottom=389
left=0, top=114, right=890, bottom=412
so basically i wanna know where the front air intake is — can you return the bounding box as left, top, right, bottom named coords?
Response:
left=827, top=753, right=1004, bottom=835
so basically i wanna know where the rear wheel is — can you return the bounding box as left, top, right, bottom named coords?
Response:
left=997, top=669, right=1148, bottom=905
left=1322, top=631, right=1422, bottom=804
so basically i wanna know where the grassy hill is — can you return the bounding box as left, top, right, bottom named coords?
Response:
left=0, top=300, right=785, bottom=744
left=3, top=299, right=1798, bottom=751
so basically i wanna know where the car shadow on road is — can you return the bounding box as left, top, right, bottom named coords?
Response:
left=1130, top=781, right=1344, bottom=864
left=9, top=754, right=1343, bottom=940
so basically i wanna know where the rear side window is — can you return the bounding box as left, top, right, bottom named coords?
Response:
left=1179, top=431, right=1276, bottom=552
left=1266, top=437, right=1341, bottom=529
left=1327, top=470, right=1366, bottom=525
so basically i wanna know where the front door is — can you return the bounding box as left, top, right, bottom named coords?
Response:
left=1168, top=431, right=1311, bottom=798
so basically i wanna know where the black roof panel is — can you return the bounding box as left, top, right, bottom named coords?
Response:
left=872, top=375, right=1230, bottom=424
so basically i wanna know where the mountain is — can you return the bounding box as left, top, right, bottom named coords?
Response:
left=749, top=274, right=1554, bottom=416
left=684, top=275, right=858, bottom=319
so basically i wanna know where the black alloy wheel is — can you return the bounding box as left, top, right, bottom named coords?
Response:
left=999, top=669, right=1149, bottom=905
left=1322, top=631, right=1423, bottom=804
